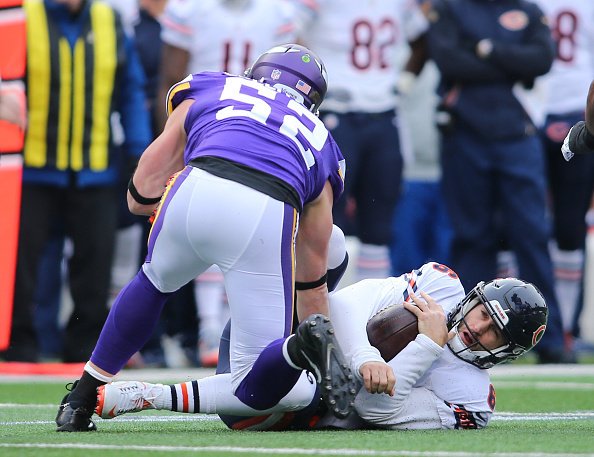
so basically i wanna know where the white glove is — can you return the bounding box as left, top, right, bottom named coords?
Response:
left=561, top=125, right=575, bottom=161
left=395, top=71, right=417, bottom=96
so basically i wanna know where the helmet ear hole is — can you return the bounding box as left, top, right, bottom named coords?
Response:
left=245, top=43, right=328, bottom=112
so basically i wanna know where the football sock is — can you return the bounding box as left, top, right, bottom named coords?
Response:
left=357, top=243, right=391, bottom=280
left=143, top=343, right=304, bottom=413
left=195, top=266, right=227, bottom=366
left=195, top=267, right=226, bottom=334
left=551, top=246, right=584, bottom=333
left=67, top=371, right=108, bottom=411
left=160, top=381, right=199, bottom=413
left=234, top=338, right=301, bottom=410
left=90, top=269, right=172, bottom=374
left=83, top=361, right=113, bottom=383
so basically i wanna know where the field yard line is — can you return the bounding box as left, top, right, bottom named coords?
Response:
left=494, top=381, right=594, bottom=390
left=490, top=365, right=594, bottom=376
left=0, top=363, right=593, bottom=383
left=2, top=411, right=594, bottom=426
left=0, top=443, right=593, bottom=457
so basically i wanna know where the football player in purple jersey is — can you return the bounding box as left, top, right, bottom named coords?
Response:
left=54, top=43, right=359, bottom=432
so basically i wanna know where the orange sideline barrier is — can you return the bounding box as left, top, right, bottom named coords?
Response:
left=0, top=0, right=24, bottom=352
left=0, top=155, right=22, bottom=350
left=0, top=7, right=26, bottom=80
left=0, top=361, right=86, bottom=376
left=0, top=82, right=25, bottom=152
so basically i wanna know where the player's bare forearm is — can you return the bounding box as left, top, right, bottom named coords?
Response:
left=295, top=182, right=334, bottom=320
left=128, top=100, right=190, bottom=215
left=296, top=287, right=329, bottom=322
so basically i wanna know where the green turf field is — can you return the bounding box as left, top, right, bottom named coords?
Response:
left=1, top=366, right=594, bottom=457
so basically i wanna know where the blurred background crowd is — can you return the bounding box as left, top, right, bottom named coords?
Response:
left=1, top=0, right=593, bottom=367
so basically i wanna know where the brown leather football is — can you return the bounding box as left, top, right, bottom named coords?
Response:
left=366, top=303, right=419, bottom=362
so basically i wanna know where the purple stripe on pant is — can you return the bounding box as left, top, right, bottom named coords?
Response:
left=282, top=205, right=297, bottom=337
left=234, top=203, right=301, bottom=410
left=146, top=167, right=191, bottom=263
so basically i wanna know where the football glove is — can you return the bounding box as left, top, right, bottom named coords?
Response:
left=561, top=121, right=594, bottom=161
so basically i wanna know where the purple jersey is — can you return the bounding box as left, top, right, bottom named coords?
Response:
left=166, top=72, right=345, bottom=208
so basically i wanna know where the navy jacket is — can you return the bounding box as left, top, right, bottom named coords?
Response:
left=427, top=0, right=554, bottom=140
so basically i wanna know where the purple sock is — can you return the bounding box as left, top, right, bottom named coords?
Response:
left=235, top=338, right=302, bottom=410
left=90, top=269, right=171, bottom=374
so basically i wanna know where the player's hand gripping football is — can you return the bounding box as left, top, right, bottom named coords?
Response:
left=404, top=291, right=455, bottom=347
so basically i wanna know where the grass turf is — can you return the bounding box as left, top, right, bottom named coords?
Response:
left=1, top=372, right=593, bottom=457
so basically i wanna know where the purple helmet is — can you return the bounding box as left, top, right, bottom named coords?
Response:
left=245, top=43, right=328, bottom=113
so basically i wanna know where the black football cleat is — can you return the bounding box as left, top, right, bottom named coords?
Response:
left=293, top=314, right=359, bottom=419
left=55, top=381, right=97, bottom=432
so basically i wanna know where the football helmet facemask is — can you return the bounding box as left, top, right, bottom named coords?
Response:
left=447, top=278, right=548, bottom=369
left=245, top=43, right=328, bottom=113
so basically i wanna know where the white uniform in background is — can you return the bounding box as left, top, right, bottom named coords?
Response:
left=532, top=0, right=594, bottom=345
left=537, top=0, right=594, bottom=116
left=331, top=262, right=494, bottom=429
left=299, top=0, right=427, bottom=113
left=160, top=0, right=301, bottom=75
left=298, top=0, right=428, bottom=284
left=159, top=0, right=304, bottom=366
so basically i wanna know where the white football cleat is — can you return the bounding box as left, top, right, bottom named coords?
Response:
left=95, top=381, right=162, bottom=419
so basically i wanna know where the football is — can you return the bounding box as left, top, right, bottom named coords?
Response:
left=366, top=303, right=419, bottom=362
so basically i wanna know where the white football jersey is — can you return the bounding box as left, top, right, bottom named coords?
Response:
left=160, top=0, right=301, bottom=75
left=299, top=0, right=428, bottom=113
left=329, top=262, right=494, bottom=430
left=535, top=0, right=594, bottom=114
